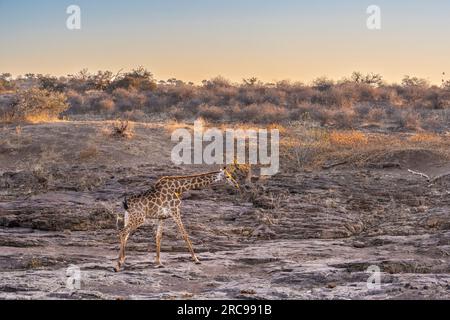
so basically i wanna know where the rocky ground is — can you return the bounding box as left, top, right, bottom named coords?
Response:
left=0, top=121, right=449, bottom=299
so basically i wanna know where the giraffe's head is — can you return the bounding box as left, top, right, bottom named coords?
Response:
left=225, top=161, right=252, bottom=183
left=218, top=167, right=241, bottom=190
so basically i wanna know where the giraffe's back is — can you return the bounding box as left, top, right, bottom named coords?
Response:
left=123, top=184, right=179, bottom=220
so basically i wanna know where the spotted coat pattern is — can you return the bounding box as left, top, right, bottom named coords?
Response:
left=114, top=168, right=241, bottom=271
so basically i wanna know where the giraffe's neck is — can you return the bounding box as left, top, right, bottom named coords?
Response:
left=160, top=171, right=222, bottom=193
left=178, top=171, right=221, bottom=192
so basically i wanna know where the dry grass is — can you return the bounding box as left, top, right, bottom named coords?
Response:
left=26, top=258, right=43, bottom=269
left=110, top=119, right=134, bottom=138
left=21, top=114, right=59, bottom=123
left=79, top=145, right=99, bottom=160
left=166, top=118, right=288, bottom=134
left=328, top=130, right=369, bottom=147
left=28, top=147, right=63, bottom=186
left=0, top=112, right=59, bottom=124
left=197, top=105, right=226, bottom=121
left=281, top=124, right=450, bottom=170
left=407, top=132, right=442, bottom=143
left=165, top=120, right=192, bottom=133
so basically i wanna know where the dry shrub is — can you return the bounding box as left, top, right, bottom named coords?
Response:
left=66, top=89, right=84, bottom=112
left=231, top=103, right=289, bottom=123
left=288, top=108, right=308, bottom=121
left=98, top=98, right=115, bottom=113
left=392, top=110, right=422, bottom=130
left=366, top=107, right=386, bottom=122
left=79, top=145, right=99, bottom=160
left=421, top=112, right=449, bottom=132
left=333, top=109, right=356, bottom=128
left=123, top=109, right=146, bottom=121
left=310, top=107, right=356, bottom=128
left=4, top=69, right=450, bottom=131
left=282, top=127, right=329, bottom=166
left=169, top=107, right=188, bottom=121
left=11, top=88, right=69, bottom=122
left=0, top=110, right=13, bottom=122
left=310, top=106, right=335, bottom=126
left=354, top=84, right=377, bottom=102
left=241, top=180, right=289, bottom=211
left=231, top=104, right=259, bottom=121
left=329, top=130, right=368, bottom=147
left=26, top=258, right=43, bottom=269
left=404, top=112, right=422, bottom=130
left=197, top=104, right=225, bottom=121
left=164, top=120, right=191, bottom=134
left=113, top=88, right=146, bottom=111
left=354, top=104, right=371, bottom=118
left=408, top=133, right=441, bottom=143
left=111, top=119, right=134, bottom=138
left=256, top=103, right=289, bottom=123
left=29, top=146, right=64, bottom=187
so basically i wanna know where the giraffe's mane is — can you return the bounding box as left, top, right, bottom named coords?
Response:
left=158, top=170, right=221, bottom=181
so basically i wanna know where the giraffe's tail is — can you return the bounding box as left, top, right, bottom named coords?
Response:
left=116, top=198, right=129, bottom=230
left=122, top=197, right=129, bottom=210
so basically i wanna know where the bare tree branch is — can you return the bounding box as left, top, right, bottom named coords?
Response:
left=111, top=68, right=124, bottom=81
left=407, top=169, right=430, bottom=181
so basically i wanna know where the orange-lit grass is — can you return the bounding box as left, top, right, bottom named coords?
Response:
left=281, top=127, right=450, bottom=170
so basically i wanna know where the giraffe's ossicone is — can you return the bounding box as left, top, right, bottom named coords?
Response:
left=114, top=164, right=249, bottom=272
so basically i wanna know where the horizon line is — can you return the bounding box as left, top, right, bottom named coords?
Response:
left=3, top=69, right=447, bottom=87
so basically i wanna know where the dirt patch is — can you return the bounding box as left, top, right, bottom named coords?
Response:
left=369, top=149, right=449, bottom=172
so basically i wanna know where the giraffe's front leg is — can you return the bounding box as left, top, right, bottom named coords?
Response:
left=172, top=209, right=201, bottom=264
left=155, top=219, right=164, bottom=268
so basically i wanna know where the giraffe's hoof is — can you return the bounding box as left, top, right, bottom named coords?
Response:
left=114, top=266, right=121, bottom=272
left=155, top=263, right=165, bottom=269
left=194, top=259, right=201, bottom=265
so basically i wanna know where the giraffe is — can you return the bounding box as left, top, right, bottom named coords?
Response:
left=114, top=164, right=249, bottom=272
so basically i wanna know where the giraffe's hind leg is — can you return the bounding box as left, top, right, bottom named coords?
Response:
left=172, top=209, right=201, bottom=264
left=114, top=212, right=145, bottom=272
left=115, top=226, right=131, bottom=272
left=155, top=219, right=164, bottom=267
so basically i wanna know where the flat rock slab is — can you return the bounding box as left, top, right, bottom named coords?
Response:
left=1, top=236, right=449, bottom=300
left=0, top=122, right=449, bottom=299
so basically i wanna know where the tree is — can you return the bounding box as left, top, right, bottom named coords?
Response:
left=401, top=75, right=429, bottom=88
left=312, top=77, right=334, bottom=91
left=351, top=72, right=383, bottom=86
left=12, top=88, right=69, bottom=121
left=243, top=77, right=260, bottom=86
left=111, top=66, right=156, bottom=91
left=90, top=70, right=113, bottom=90
left=442, top=80, right=450, bottom=90
left=167, top=78, right=185, bottom=86
left=0, top=73, right=15, bottom=92
left=24, top=73, right=36, bottom=80
left=37, top=74, right=66, bottom=92
left=0, top=73, right=12, bottom=80
left=202, top=76, right=231, bottom=89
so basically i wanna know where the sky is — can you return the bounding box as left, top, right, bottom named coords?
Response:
left=1, top=0, right=450, bottom=84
